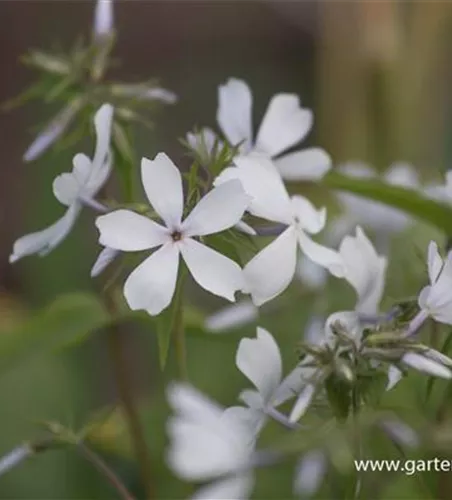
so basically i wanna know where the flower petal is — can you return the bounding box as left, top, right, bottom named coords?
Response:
left=182, top=180, right=250, bottom=237
left=192, top=475, right=254, bottom=500
left=273, top=364, right=315, bottom=407
left=289, top=383, right=316, bottom=423
left=215, top=154, right=292, bottom=224
left=297, top=231, right=344, bottom=278
left=124, top=243, right=179, bottom=315
left=291, top=196, right=326, bottom=234
left=141, top=153, right=184, bottom=228
left=95, top=210, right=169, bottom=251
left=386, top=365, right=403, bottom=391
left=294, top=450, right=327, bottom=497
left=243, top=227, right=298, bottom=306
left=90, top=247, right=119, bottom=277
left=9, top=204, right=80, bottom=263
left=236, top=327, right=282, bottom=403
left=180, top=238, right=244, bottom=301
left=296, top=257, right=328, bottom=290
left=94, top=0, right=114, bottom=37
left=92, top=103, right=114, bottom=168
left=217, top=78, right=253, bottom=152
left=275, top=148, right=331, bottom=181
left=427, top=241, right=443, bottom=284
left=402, top=352, right=452, bottom=379
left=255, top=94, right=312, bottom=157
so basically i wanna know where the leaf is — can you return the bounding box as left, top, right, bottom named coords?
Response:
left=323, top=171, right=452, bottom=234
left=325, top=374, right=351, bottom=421
left=0, top=293, right=110, bottom=377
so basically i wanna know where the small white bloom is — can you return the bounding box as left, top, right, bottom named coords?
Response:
left=294, top=449, right=327, bottom=497
left=217, top=78, right=331, bottom=181
left=336, top=162, right=419, bottom=237
left=10, top=104, right=114, bottom=263
left=418, top=241, right=452, bottom=325
left=94, top=0, right=114, bottom=38
left=216, top=154, right=344, bottom=305
left=231, top=328, right=313, bottom=432
left=424, top=171, right=452, bottom=204
left=205, top=300, right=258, bottom=333
left=337, top=227, right=387, bottom=315
left=166, top=383, right=255, bottom=500
left=96, top=153, right=249, bottom=315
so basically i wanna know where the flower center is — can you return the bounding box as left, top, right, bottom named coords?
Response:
left=171, top=230, right=183, bottom=242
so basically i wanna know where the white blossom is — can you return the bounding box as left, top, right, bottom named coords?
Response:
left=95, top=153, right=249, bottom=315
left=401, top=352, right=452, bottom=379
left=94, top=0, right=114, bottom=38
left=90, top=246, right=119, bottom=277
left=418, top=241, right=452, bottom=325
left=217, top=78, right=331, bottom=181
left=166, top=383, right=255, bottom=500
left=10, top=103, right=113, bottom=263
left=335, top=162, right=419, bottom=239
left=216, top=154, right=344, bottom=306
left=294, top=449, right=327, bottom=497
left=230, top=327, right=308, bottom=432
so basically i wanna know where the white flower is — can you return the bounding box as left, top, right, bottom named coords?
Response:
left=205, top=300, right=258, bottom=333
left=94, top=0, right=114, bottom=38
left=401, top=352, right=452, bottom=379
left=337, top=227, right=387, bottom=315
left=294, top=450, right=327, bottom=497
left=231, top=327, right=308, bottom=432
left=418, top=241, right=452, bottom=325
left=424, top=171, right=452, bottom=204
left=95, top=153, right=249, bottom=315
left=217, top=78, right=331, bottom=181
left=335, top=162, right=419, bottom=237
left=90, top=246, right=119, bottom=277
left=216, top=154, right=344, bottom=305
left=295, top=256, right=328, bottom=291
left=166, top=383, right=255, bottom=500
left=10, top=103, right=113, bottom=263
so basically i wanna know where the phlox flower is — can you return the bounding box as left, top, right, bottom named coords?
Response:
left=94, top=0, right=114, bottom=39
left=216, top=154, right=344, bottom=306
left=95, top=153, right=249, bottom=315
left=167, top=383, right=255, bottom=500
left=217, top=78, right=331, bottom=181
left=10, top=103, right=113, bottom=262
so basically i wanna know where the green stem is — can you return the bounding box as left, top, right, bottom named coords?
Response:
left=173, top=276, right=187, bottom=380
left=103, top=293, right=154, bottom=499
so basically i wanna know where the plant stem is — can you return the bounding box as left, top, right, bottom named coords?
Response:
left=103, top=293, right=154, bottom=499
left=78, top=443, right=136, bottom=500
left=173, top=277, right=188, bottom=380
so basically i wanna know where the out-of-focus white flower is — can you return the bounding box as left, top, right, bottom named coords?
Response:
left=96, top=153, right=249, bottom=315
left=205, top=300, right=258, bottom=333
left=294, top=449, right=327, bottom=497
left=337, top=227, right=387, bottom=315
left=335, top=162, right=419, bottom=237
left=380, top=418, right=419, bottom=449
left=296, top=256, right=328, bottom=291
left=94, top=0, right=114, bottom=38
left=217, top=78, right=331, bottom=181
left=418, top=241, right=452, bottom=325
left=424, top=171, right=452, bottom=204
left=216, top=154, right=344, bottom=305
left=10, top=104, right=113, bottom=263
left=23, top=99, right=83, bottom=162
left=166, top=383, right=255, bottom=500
left=230, top=328, right=308, bottom=432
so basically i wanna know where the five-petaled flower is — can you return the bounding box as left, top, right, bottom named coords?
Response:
left=216, top=154, right=344, bottom=305
left=217, top=78, right=331, bottom=181
left=95, top=153, right=250, bottom=315
left=10, top=103, right=113, bottom=263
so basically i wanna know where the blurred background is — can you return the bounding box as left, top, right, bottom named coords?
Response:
left=2, top=0, right=452, bottom=498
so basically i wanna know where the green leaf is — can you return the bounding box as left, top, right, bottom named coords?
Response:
left=0, top=293, right=110, bottom=376
left=323, top=172, right=452, bottom=234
